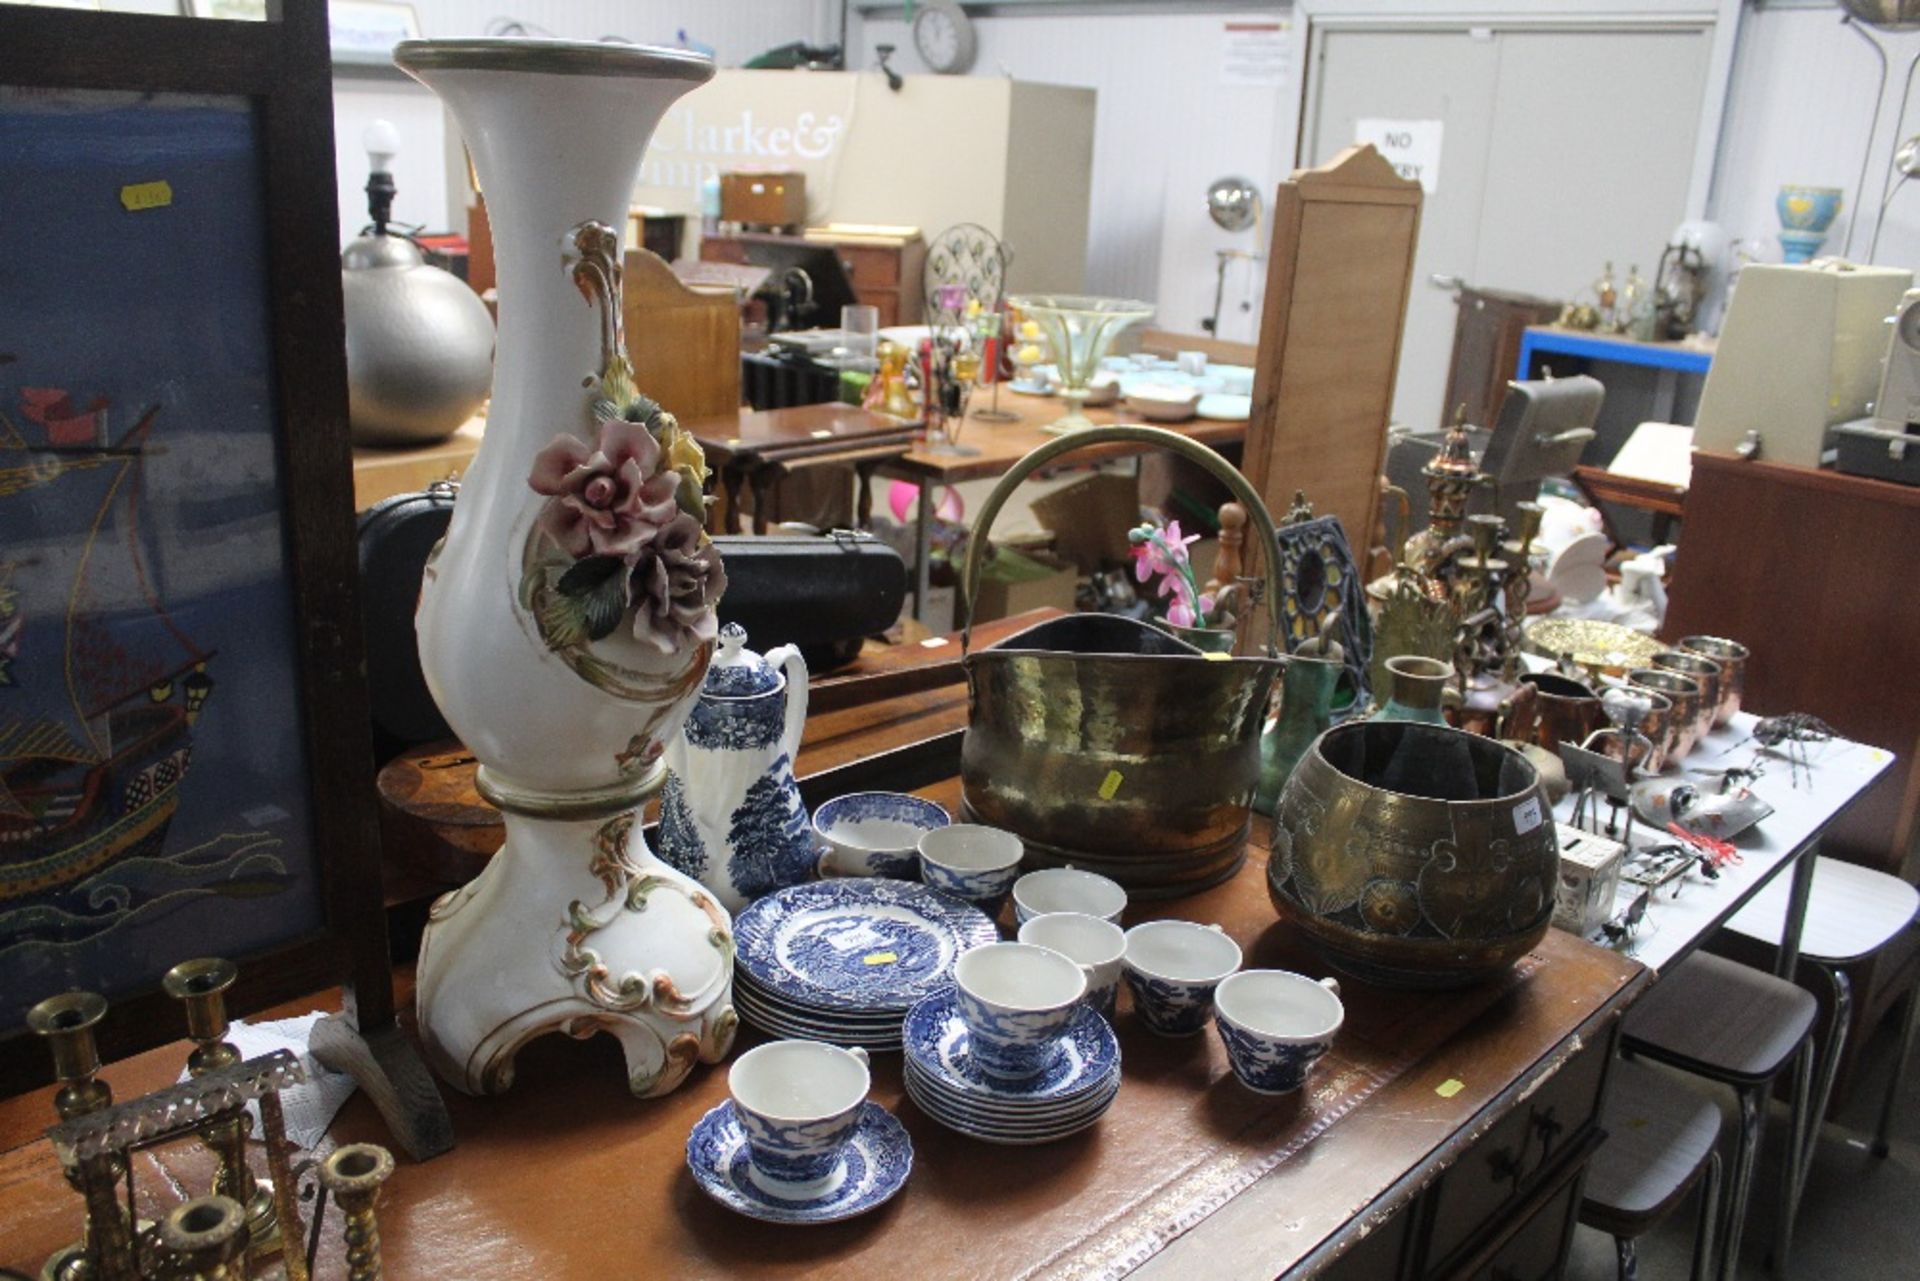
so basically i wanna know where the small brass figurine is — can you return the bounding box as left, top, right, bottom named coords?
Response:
left=162, top=959, right=278, bottom=1255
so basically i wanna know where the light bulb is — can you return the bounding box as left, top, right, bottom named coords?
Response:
left=363, top=119, right=402, bottom=174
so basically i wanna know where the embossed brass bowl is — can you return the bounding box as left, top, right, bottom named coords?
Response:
left=1267, top=721, right=1558, bottom=988
left=1523, top=617, right=1664, bottom=679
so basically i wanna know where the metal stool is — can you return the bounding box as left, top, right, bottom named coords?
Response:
left=1724, top=856, right=1920, bottom=1185
left=1621, top=951, right=1817, bottom=1281
left=1580, top=1058, right=1724, bottom=1281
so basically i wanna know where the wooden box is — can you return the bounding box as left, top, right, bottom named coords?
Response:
left=720, top=170, right=806, bottom=228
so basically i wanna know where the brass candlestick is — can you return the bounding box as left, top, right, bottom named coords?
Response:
left=161, top=960, right=277, bottom=1255
left=28, top=991, right=130, bottom=1281
left=155, top=1197, right=251, bottom=1281
left=317, top=1145, right=395, bottom=1281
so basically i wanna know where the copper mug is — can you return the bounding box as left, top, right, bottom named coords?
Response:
left=1598, top=686, right=1674, bottom=774
left=1515, top=671, right=1607, bottom=754
left=1626, top=668, right=1703, bottom=761
left=1652, top=651, right=1722, bottom=748
left=1447, top=675, right=1537, bottom=740
left=1678, top=636, right=1749, bottom=725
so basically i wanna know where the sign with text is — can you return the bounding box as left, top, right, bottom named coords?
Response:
left=1355, top=118, right=1443, bottom=193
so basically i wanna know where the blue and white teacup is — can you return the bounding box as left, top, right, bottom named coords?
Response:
left=1017, top=912, right=1126, bottom=1018
left=728, top=1040, right=871, bottom=1196
left=1012, top=866, right=1127, bottom=926
left=1213, top=970, right=1344, bottom=1095
left=814, top=791, right=950, bottom=879
left=1122, top=920, right=1242, bottom=1037
left=952, top=942, right=1087, bottom=1081
left=918, top=824, right=1024, bottom=906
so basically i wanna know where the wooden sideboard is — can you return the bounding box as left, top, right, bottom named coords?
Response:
left=700, top=230, right=927, bottom=327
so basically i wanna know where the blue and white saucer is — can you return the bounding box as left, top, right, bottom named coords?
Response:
left=735, top=879, right=998, bottom=1016
left=903, top=1066, right=1118, bottom=1144
left=902, top=989, right=1120, bottom=1103
left=686, top=1100, right=912, bottom=1224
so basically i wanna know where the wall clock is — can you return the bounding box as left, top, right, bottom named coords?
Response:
left=913, top=1, right=977, bottom=75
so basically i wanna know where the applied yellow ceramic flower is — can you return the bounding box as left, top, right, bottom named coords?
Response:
left=1019, top=320, right=1041, bottom=339
left=663, top=420, right=709, bottom=483
left=1017, top=343, right=1043, bottom=363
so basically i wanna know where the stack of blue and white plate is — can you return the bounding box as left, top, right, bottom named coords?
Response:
left=901, top=990, right=1121, bottom=1143
left=732, top=879, right=999, bottom=1051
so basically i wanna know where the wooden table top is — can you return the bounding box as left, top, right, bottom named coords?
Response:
left=883, top=388, right=1248, bottom=484
left=0, top=671, right=1644, bottom=1280
left=683, top=402, right=920, bottom=469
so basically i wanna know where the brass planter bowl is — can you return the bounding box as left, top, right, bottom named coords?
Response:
left=1267, top=721, right=1558, bottom=988
left=960, top=425, right=1288, bottom=898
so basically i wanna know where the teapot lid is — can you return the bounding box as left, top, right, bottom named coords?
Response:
left=702, top=623, right=781, bottom=697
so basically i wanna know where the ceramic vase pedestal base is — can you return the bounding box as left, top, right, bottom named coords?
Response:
left=416, top=778, right=736, bottom=1098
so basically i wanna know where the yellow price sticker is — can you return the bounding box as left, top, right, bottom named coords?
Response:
left=1097, top=770, right=1124, bottom=801
left=862, top=951, right=898, bottom=966
left=1435, top=1078, right=1465, bottom=1098
left=120, top=180, right=173, bottom=212
left=1202, top=650, right=1230, bottom=662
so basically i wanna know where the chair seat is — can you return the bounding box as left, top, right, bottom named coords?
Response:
left=1581, top=1058, right=1722, bottom=1235
left=1623, top=951, right=1817, bottom=1084
left=1724, top=855, right=1920, bottom=965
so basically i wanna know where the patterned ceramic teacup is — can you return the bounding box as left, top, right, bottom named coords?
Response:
left=1213, top=970, right=1344, bottom=1095
left=1017, top=912, right=1127, bottom=1018
left=952, top=942, right=1087, bottom=1081
left=1122, top=920, right=1242, bottom=1037
left=728, top=1039, right=871, bottom=1196
left=814, top=791, right=949, bottom=879
left=918, top=824, right=1024, bottom=906
left=1012, top=867, right=1127, bottom=925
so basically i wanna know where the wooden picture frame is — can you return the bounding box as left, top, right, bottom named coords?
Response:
left=0, top=0, right=448, bottom=1155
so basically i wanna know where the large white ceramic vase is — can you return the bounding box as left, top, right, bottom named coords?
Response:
left=397, top=39, right=735, bottom=1098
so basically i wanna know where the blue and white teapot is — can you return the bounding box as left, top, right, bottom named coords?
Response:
left=658, top=624, right=813, bottom=913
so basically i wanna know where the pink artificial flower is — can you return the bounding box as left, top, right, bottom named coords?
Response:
left=528, top=418, right=682, bottom=559
left=1167, top=600, right=1196, bottom=628
left=629, top=512, right=727, bottom=653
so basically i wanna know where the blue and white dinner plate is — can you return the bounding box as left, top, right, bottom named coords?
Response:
left=734, top=879, right=998, bottom=1016
left=687, top=1100, right=912, bottom=1224
left=902, top=989, right=1121, bottom=1103
left=731, top=986, right=905, bottom=1050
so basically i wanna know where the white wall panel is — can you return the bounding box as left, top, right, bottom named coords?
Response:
left=1712, top=4, right=1920, bottom=271
left=851, top=6, right=1291, bottom=338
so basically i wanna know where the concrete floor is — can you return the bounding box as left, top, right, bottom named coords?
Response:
left=1566, top=1010, right=1920, bottom=1280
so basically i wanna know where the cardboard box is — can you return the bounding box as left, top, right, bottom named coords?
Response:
left=1030, top=471, right=1140, bottom=572
left=719, top=171, right=807, bottom=227
left=968, top=547, right=1078, bottom=624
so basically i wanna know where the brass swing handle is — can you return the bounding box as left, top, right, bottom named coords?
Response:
left=958, top=423, right=1288, bottom=655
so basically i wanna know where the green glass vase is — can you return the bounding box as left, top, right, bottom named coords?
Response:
left=1253, top=654, right=1343, bottom=816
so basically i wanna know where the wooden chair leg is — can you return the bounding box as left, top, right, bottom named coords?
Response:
left=1877, top=980, right=1920, bottom=1157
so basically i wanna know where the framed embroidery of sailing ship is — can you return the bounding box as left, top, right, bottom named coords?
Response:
left=0, top=1, right=449, bottom=1153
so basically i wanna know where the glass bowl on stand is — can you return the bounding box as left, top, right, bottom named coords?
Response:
left=1008, top=294, right=1155, bottom=433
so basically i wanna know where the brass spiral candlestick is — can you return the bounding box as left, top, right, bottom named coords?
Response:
left=161, top=960, right=277, bottom=1255
left=317, top=1145, right=394, bottom=1281
left=155, top=1197, right=251, bottom=1281
left=28, top=990, right=130, bottom=1281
